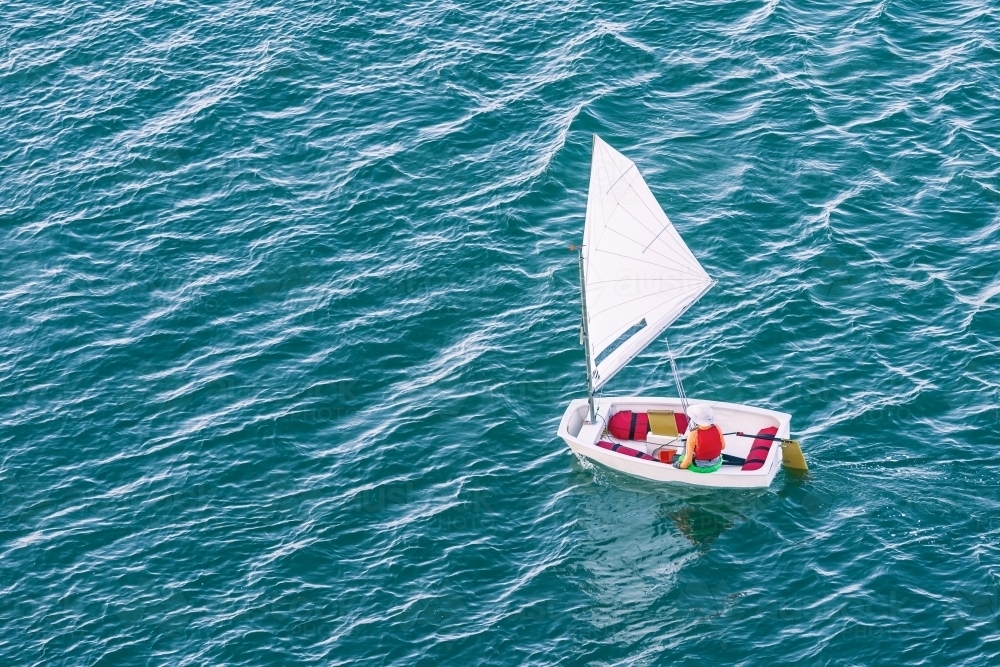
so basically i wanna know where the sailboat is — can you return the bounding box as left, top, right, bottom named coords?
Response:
left=556, top=135, right=807, bottom=488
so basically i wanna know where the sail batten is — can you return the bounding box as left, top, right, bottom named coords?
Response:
left=582, top=135, right=714, bottom=392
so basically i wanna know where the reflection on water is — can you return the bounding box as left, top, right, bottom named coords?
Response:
left=568, top=458, right=694, bottom=630
left=667, top=504, right=734, bottom=547
left=565, top=456, right=799, bottom=651
left=572, top=454, right=772, bottom=546
left=566, top=457, right=771, bottom=634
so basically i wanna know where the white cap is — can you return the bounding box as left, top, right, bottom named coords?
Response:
left=687, top=404, right=715, bottom=427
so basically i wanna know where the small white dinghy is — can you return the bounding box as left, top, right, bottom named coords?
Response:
left=556, top=135, right=806, bottom=488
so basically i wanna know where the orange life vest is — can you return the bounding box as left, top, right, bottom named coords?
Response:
left=692, top=425, right=723, bottom=461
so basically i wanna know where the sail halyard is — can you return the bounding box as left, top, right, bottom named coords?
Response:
left=580, top=134, right=714, bottom=393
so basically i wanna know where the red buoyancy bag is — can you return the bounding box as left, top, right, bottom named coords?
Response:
left=674, top=411, right=689, bottom=433
left=607, top=411, right=650, bottom=441
left=741, top=426, right=779, bottom=471
left=597, top=440, right=655, bottom=460
left=607, top=411, right=688, bottom=441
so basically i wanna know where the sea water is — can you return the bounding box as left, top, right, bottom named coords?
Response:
left=2, top=0, right=999, bottom=664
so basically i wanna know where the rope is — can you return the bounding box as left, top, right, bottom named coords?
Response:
left=666, top=338, right=690, bottom=419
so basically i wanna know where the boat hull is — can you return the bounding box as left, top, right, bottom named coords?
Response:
left=556, top=396, right=791, bottom=488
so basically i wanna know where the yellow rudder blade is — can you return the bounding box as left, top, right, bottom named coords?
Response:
left=781, top=440, right=808, bottom=471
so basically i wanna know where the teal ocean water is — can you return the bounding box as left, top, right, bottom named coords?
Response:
left=3, top=0, right=1000, bottom=664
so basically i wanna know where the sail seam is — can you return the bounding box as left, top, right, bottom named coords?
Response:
left=605, top=164, right=636, bottom=194
left=611, top=203, right=704, bottom=271
left=587, top=283, right=711, bottom=346
left=597, top=185, right=706, bottom=274
left=594, top=232, right=710, bottom=277
left=590, top=246, right=710, bottom=279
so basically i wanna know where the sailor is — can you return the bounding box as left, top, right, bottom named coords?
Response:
left=674, top=404, right=724, bottom=469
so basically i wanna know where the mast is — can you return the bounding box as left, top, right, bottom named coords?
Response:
left=578, top=248, right=597, bottom=423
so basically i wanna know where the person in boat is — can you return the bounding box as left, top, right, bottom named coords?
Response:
left=674, top=404, right=725, bottom=470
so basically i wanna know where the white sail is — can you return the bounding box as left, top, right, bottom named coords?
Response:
left=582, top=135, right=714, bottom=392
